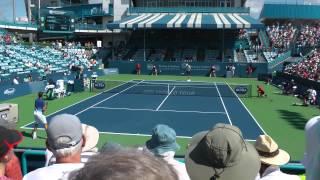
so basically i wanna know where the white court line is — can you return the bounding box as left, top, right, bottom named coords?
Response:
left=92, top=106, right=227, bottom=114
left=19, top=126, right=255, bottom=141
left=226, top=83, right=267, bottom=134
left=99, top=131, right=192, bottom=139
left=215, top=82, right=232, bottom=125
left=131, top=79, right=225, bottom=86
left=20, top=80, right=134, bottom=129
left=74, top=80, right=144, bottom=116
left=156, top=86, right=175, bottom=111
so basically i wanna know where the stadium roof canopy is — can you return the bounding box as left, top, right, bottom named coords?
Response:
left=107, top=13, right=263, bottom=30
left=260, top=4, right=320, bottom=20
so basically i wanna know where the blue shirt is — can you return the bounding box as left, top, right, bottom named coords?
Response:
left=35, top=98, right=45, bottom=111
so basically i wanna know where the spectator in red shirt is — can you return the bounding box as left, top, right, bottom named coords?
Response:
left=135, top=63, right=141, bottom=75
left=0, top=127, right=23, bottom=180
left=5, top=154, right=23, bottom=180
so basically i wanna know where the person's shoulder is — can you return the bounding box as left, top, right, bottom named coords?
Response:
left=24, top=163, right=84, bottom=180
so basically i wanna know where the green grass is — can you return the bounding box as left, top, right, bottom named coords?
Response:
left=4, top=74, right=318, bottom=161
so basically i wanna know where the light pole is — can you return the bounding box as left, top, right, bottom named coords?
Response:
left=13, top=0, right=16, bottom=23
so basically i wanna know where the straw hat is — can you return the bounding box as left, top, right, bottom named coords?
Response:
left=82, top=124, right=99, bottom=152
left=255, top=135, right=290, bottom=166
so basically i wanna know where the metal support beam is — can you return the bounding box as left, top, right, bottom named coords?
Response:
left=143, top=29, right=146, bottom=61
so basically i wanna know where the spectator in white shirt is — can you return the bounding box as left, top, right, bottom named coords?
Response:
left=23, top=114, right=86, bottom=180
left=145, top=124, right=190, bottom=180
left=302, top=116, right=320, bottom=180
left=255, top=135, right=300, bottom=180
left=12, top=76, right=19, bottom=85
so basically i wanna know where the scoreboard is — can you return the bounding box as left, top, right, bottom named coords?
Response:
left=40, top=9, right=75, bottom=33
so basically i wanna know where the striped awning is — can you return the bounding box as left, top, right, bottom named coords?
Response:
left=107, top=13, right=263, bottom=30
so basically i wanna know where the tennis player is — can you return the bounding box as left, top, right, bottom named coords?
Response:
left=31, top=92, right=48, bottom=139
left=152, top=65, right=158, bottom=76
left=186, top=64, right=191, bottom=81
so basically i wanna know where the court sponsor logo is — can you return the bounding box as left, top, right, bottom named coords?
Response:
left=3, top=88, right=16, bottom=96
left=94, top=81, right=106, bottom=89
left=234, top=86, right=248, bottom=95
left=0, top=113, right=8, bottom=120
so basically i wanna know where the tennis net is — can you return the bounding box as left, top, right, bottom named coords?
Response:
left=90, top=80, right=252, bottom=98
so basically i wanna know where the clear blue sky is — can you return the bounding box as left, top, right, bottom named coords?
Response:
left=0, top=0, right=27, bottom=21
left=0, top=0, right=319, bottom=21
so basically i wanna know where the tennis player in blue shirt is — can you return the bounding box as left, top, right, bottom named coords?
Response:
left=31, top=92, right=48, bottom=139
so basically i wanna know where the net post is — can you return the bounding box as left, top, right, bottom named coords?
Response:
left=167, top=84, right=170, bottom=95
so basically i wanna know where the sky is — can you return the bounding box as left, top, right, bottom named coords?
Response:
left=0, top=0, right=27, bottom=21
left=0, top=0, right=320, bottom=22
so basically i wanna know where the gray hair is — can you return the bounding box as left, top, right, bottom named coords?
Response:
left=69, top=147, right=178, bottom=180
left=52, top=139, right=83, bottom=158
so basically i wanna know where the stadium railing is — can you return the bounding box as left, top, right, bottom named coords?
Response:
left=58, top=3, right=113, bottom=17
left=75, top=24, right=105, bottom=31
left=268, top=50, right=292, bottom=69
left=259, top=30, right=270, bottom=49
left=128, top=7, right=250, bottom=14
left=17, top=149, right=305, bottom=176
left=0, top=21, right=38, bottom=29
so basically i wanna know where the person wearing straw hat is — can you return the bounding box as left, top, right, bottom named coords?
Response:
left=145, top=124, right=190, bottom=180
left=254, top=135, right=300, bottom=180
left=185, top=123, right=260, bottom=180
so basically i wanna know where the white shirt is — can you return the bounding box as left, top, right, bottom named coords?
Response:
left=45, top=149, right=97, bottom=166
left=23, top=163, right=84, bottom=180
left=256, top=166, right=300, bottom=180
left=13, top=78, right=19, bottom=85
left=303, top=116, right=320, bottom=180
left=159, top=151, right=190, bottom=180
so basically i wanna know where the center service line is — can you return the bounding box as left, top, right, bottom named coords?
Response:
left=156, top=86, right=176, bottom=111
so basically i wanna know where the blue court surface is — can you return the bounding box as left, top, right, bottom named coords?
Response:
left=22, top=80, right=265, bottom=140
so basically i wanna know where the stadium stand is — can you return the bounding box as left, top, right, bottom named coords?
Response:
left=284, top=49, right=320, bottom=81
left=0, top=38, right=99, bottom=84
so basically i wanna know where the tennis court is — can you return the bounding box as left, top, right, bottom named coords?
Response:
left=22, top=80, right=265, bottom=140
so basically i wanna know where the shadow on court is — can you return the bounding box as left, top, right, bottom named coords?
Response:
left=277, top=109, right=307, bottom=130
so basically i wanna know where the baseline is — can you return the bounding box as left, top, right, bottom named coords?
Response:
left=20, top=80, right=136, bottom=129
left=75, top=80, right=144, bottom=116
left=91, top=106, right=227, bottom=114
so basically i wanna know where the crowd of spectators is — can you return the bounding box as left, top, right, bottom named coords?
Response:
left=0, top=32, right=18, bottom=45
left=296, top=24, right=320, bottom=52
left=284, top=49, right=320, bottom=81
left=2, top=112, right=318, bottom=180
left=266, top=23, right=296, bottom=52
